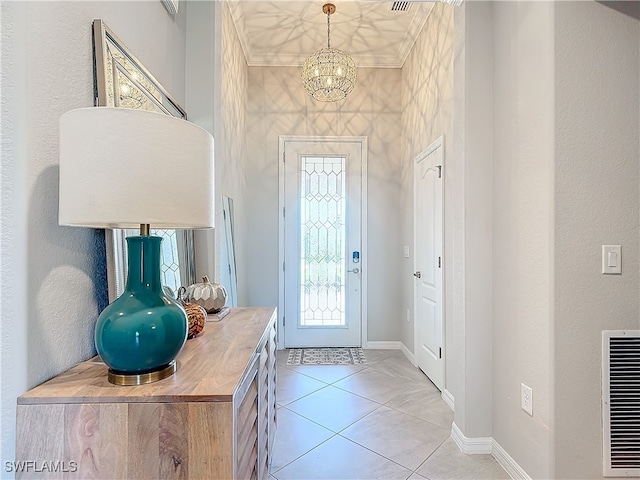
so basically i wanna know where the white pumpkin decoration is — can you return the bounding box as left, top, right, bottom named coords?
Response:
left=184, top=275, right=227, bottom=313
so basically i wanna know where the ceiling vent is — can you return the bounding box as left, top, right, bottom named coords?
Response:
left=391, top=2, right=410, bottom=12
left=602, top=330, right=640, bottom=477
left=160, top=0, right=178, bottom=15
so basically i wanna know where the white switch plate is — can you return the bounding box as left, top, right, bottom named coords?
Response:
left=521, top=383, right=533, bottom=416
left=602, top=245, right=622, bottom=275
left=403, top=246, right=410, bottom=258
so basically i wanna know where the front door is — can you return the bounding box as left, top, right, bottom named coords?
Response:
left=414, top=136, right=444, bottom=391
left=280, top=137, right=366, bottom=347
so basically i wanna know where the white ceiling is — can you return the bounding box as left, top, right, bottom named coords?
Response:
left=228, top=1, right=437, bottom=68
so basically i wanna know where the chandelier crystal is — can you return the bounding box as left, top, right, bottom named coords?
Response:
left=302, top=3, right=356, bottom=102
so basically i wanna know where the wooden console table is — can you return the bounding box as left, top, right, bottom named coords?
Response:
left=16, top=307, right=277, bottom=479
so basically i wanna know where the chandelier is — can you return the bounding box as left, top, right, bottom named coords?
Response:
left=301, top=3, right=356, bottom=102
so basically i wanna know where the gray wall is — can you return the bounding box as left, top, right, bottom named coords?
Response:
left=491, top=2, right=555, bottom=477
left=0, top=1, right=187, bottom=471
left=554, top=2, right=639, bottom=477
left=455, top=3, right=639, bottom=477
left=186, top=1, right=217, bottom=284
left=451, top=0, right=495, bottom=439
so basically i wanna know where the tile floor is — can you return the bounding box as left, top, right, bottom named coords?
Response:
left=270, top=349, right=509, bottom=480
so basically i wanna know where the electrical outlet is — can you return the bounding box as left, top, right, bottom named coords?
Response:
left=406, top=309, right=411, bottom=322
left=521, top=383, right=533, bottom=416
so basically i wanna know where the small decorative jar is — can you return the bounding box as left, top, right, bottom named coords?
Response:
left=184, top=275, right=227, bottom=313
left=185, top=303, right=207, bottom=339
left=177, top=286, right=207, bottom=339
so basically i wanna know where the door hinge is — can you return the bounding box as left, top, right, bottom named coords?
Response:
left=438, top=257, right=441, bottom=268
left=283, top=206, right=286, bottom=217
left=437, top=165, right=442, bottom=178
left=282, top=261, right=285, bottom=272
left=439, top=347, right=442, bottom=359
left=223, top=209, right=226, bottom=220
left=283, top=152, right=286, bottom=163
left=283, top=316, right=285, bottom=326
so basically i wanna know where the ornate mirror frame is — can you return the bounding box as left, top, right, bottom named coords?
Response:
left=92, top=19, right=196, bottom=301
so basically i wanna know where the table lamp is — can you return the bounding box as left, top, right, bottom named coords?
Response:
left=59, top=107, right=214, bottom=385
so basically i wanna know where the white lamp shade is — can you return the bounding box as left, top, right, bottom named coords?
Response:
left=59, top=107, right=214, bottom=229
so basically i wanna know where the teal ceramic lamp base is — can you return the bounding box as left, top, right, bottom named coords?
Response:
left=95, top=235, right=188, bottom=385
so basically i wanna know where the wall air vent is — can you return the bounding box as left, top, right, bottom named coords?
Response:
left=391, top=2, right=410, bottom=12
left=602, top=330, right=640, bottom=477
left=161, top=0, right=179, bottom=15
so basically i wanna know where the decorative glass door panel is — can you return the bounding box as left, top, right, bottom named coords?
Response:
left=119, top=228, right=187, bottom=296
left=282, top=138, right=366, bottom=348
left=300, top=156, right=346, bottom=328
left=154, top=228, right=182, bottom=293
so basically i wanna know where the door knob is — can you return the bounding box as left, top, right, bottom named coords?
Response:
left=413, top=271, right=421, bottom=278
left=348, top=268, right=360, bottom=274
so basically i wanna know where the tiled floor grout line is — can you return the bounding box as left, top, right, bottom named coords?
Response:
left=273, top=350, right=508, bottom=479
left=278, top=393, right=388, bottom=434
left=271, top=410, right=423, bottom=479
left=276, top=404, right=339, bottom=434
left=333, top=431, right=430, bottom=476
left=279, top=360, right=452, bottom=430
left=270, top=430, right=340, bottom=478
left=412, top=436, right=451, bottom=477
left=269, top=406, right=337, bottom=477
left=315, top=380, right=441, bottom=420
left=277, top=388, right=454, bottom=475
left=279, top=365, right=365, bottom=385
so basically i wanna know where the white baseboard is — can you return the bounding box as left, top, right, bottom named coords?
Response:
left=492, top=439, right=531, bottom=480
left=450, top=423, right=531, bottom=479
left=365, top=341, right=401, bottom=349
left=399, top=342, right=416, bottom=365
left=450, top=422, right=492, bottom=454
left=442, top=388, right=455, bottom=412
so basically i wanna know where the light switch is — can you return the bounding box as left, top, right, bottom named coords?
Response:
left=602, top=245, right=622, bottom=275
left=404, top=246, right=410, bottom=258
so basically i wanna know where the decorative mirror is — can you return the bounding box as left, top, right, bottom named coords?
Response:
left=220, top=196, right=238, bottom=307
left=92, top=19, right=196, bottom=300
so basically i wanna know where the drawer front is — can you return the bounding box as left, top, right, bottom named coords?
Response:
left=16, top=402, right=235, bottom=480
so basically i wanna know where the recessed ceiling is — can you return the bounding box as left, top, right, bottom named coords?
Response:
left=228, top=1, right=436, bottom=68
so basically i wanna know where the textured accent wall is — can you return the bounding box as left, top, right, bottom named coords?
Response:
left=400, top=3, right=454, bottom=358
left=245, top=66, right=403, bottom=342
left=218, top=3, right=249, bottom=304
left=0, top=2, right=187, bottom=468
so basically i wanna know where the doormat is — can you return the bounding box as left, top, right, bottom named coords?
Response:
left=287, top=348, right=367, bottom=366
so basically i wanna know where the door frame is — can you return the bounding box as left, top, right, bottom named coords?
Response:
left=278, top=135, right=368, bottom=348
left=413, top=135, right=445, bottom=388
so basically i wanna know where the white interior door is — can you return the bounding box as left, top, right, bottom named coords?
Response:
left=280, top=137, right=365, bottom=347
left=414, top=136, right=444, bottom=391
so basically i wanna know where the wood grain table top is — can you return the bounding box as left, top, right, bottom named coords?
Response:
left=18, top=307, right=276, bottom=405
